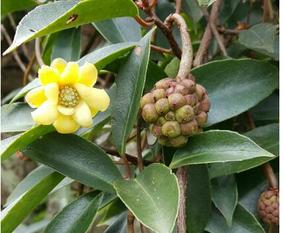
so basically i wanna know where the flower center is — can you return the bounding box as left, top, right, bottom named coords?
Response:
left=59, top=85, right=79, bottom=107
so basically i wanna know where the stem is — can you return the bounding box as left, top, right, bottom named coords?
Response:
left=262, top=163, right=278, bottom=189
left=136, top=116, right=144, bottom=172
left=193, top=0, right=223, bottom=67
left=175, top=0, right=182, bottom=14
left=127, top=211, right=135, bottom=233
left=151, top=44, right=172, bottom=54
left=176, top=167, right=188, bottom=233
left=35, top=38, right=44, bottom=66
left=23, top=53, right=36, bottom=85
left=165, top=13, right=193, bottom=81
left=135, top=16, right=154, bottom=27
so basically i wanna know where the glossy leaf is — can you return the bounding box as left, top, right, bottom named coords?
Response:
left=1, top=103, right=34, bottom=133
left=44, top=191, right=102, bottom=233
left=114, top=164, right=179, bottom=233
left=78, top=42, right=136, bottom=69
left=1, top=0, right=36, bottom=16
left=51, top=27, right=81, bottom=61
left=94, top=17, right=141, bottom=43
left=4, top=0, right=138, bottom=54
left=209, top=124, right=279, bottom=178
left=191, top=59, right=278, bottom=126
left=5, top=166, right=54, bottom=206
left=206, top=205, right=265, bottom=233
left=9, top=78, right=40, bottom=104
left=187, top=165, right=211, bottom=233
left=23, top=132, right=121, bottom=192
left=1, top=125, right=54, bottom=161
left=170, top=130, right=275, bottom=169
left=239, top=23, right=279, bottom=60
left=211, top=175, right=238, bottom=226
left=197, top=0, right=216, bottom=6
left=104, top=212, right=127, bottom=233
left=111, top=28, right=153, bottom=155
left=1, top=172, right=64, bottom=233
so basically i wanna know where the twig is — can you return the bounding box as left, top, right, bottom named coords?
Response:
left=202, top=8, right=227, bottom=56
left=1, top=24, right=26, bottom=72
left=136, top=116, right=144, bottom=172
left=151, top=44, right=172, bottom=54
left=23, top=53, right=36, bottom=85
left=263, top=0, right=274, bottom=22
left=176, top=167, right=188, bottom=233
left=35, top=38, right=45, bottom=66
left=218, top=27, right=240, bottom=35
left=165, top=13, right=193, bottom=80
left=193, top=0, right=223, bottom=67
left=127, top=212, right=135, bottom=233
left=175, top=0, right=182, bottom=14
left=135, top=16, right=155, bottom=27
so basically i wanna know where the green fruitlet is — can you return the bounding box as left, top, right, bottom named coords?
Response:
left=257, top=188, right=279, bottom=225
left=140, top=75, right=210, bottom=147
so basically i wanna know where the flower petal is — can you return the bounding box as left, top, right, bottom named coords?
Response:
left=51, top=58, right=67, bottom=73
left=31, top=101, right=58, bottom=125
left=25, top=87, right=47, bottom=108
left=60, top=62, right=79, bottom=85
left=78, top=63, right=97, bottom=87
left=38, top=65, right=60, bottom=85
left=57, top=105, right=75, bottom=115
left=53, top=114, right=79, bottom=134
left=73, top=101, right=93, bottom=127
left=75, top=84, right=110, bottom=112
left=45, top=83, right=59, bottom=104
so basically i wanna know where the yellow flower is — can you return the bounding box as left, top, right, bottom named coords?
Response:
left=25, top=58, right=110, bottom=134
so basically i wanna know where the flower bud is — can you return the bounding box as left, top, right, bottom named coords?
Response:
left=140, top=93, right=154, bottom=108
left=165, top=111, right=176, bottom=121
left=196, top=112, right=208, bottom=126
left=155, top=78, right=173, bottom=89
left=199, top=96, right=210, bottom=112
left=175, top=84, right=188, bottom=95
left=180, top=79, right=196, bottom=93
left=169, top=135, right=188, bottom=147
left=152, top=88, right=166, bottom=101
left=150, top=124, right=162, bottom=137
left=155, top=98, right=170, bottom=115
left=166, top=86, right=175, bottom=96
left=175, top=105, right=194, bottom=123
left=168, top=93, right=186, bottom=110
left=158, top=136, right=169, bottom=146
left=181, top=120, right=198, bottom=136
left=184, top=94, right=198, bottom=106
left=187, top=73, right=196, bottom=82
left=195, top=84, right=206, bottom=101
left=142, top=104, right=159, bottom=123
left=157, top=116, right=167, bottom=126
left=162, top=121, right=181, bottom=138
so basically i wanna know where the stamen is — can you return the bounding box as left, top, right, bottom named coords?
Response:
left=59, top=85, right=79, bottom=107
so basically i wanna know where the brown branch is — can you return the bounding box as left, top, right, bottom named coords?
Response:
left=218, top=27, right=240, bottom=35
left=175, top=0, right=182, bottom=14
left=165, top=13, right=193, bottom=80
left=263, top=0, right=274, bottom=22
left=1, top=24, right=26, bottom=72
left=151, top=44, right=172, bottom=54
left=127, top=211, right=135, bottom=233
left=193, top=0, right=223, bottom=67
left=176, top=167, right=188, bottom=233
left=136, top=116, right=144, bottom=172
left=35, top=38, right=45, bottom=66
left=135, top=16, right=155, bottom=27
left=23, top=53, right=36, bottom=86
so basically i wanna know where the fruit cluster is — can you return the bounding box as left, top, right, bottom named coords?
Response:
left=140, top=75, right=210, bottom=147
left=257, top=188, right=279, bottom=225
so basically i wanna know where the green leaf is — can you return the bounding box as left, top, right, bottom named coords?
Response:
left=94, top=17, right=141, bottom=43
left=111, top=28, right=154, bottom=155
left=44, top=191, right=102, bottom=233
left=114, top=164, right=179, bottom=233
left=197, top=0, right=216, bottom=6
left=51, top=27, right=81, bottom=62
left=182, top=0, right=203, bottom=22
left=206, top=205, right=265, bottom=233
left=4, top=0, right=138, bottom=54
left=1, top=125, right=54, bottom=161
left=78, top=42, right=136, bottom=70
left=239, top=23, right=279, bottom=60
left=209, top=124, right=279, bottom=178
left=211, top=176, right=238, bottom=226
left=5, top=166, right=54, bottom=206
left=144, top=61, right=167, bottom=91
left=9, top=78, right=40, bottom=104
left=170, top=130, right=275, bottom=169
left=191, top=59, right=278, bottom=126
left=1, top=172, right=64, bottom=233
left=1, top=0, right=37, bottom=16
left=186, top=165, right=211, bottom=233
left=1, top=103, right=34, bottom=133
left=103, top=212, right=127, bottom=233
left=23, top=132, right=121, bottom=192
